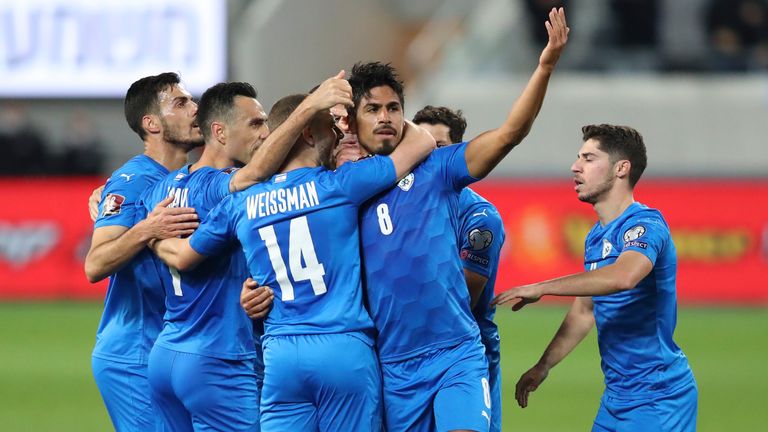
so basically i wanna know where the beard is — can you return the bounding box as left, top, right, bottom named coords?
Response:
left=161, top=119, right=204, bottom=152
left=578, top=174, right=615, bottom=204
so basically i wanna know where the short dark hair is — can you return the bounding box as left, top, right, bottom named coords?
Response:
left=348, top=62, right=405, bottom=116
left=582, top=124, right=648, bottom=187
left=268, top=94, right=308, bottom=132
left=197, top=82, right=258, bottom=141
left=412, top=105, right=468, bottom=143
left=124, top=72, right=181, bottom=140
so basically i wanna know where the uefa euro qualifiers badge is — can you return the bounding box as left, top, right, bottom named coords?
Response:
left=468, top=228, right=493, bottom=251
left=397, top=173, right=414, bottom=191
left=623, top=225, right=649, bottom=249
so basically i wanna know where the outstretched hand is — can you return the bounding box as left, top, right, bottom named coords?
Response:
left=490, top=284, right=542, bottom=311
left=515, top=363, right=549, bottom=408
left=305, top=70, right=353, bottom=112
left=539, top=7, right=569, bottom=71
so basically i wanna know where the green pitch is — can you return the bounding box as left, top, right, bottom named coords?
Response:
left=0, top=302, right=765, bottom=431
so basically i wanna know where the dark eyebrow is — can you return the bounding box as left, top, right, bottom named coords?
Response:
left=172, top=96, right=189, bottom=104
left=579, top=152, right=596, bottom=158
left=250, top=116, right=266, bottom=126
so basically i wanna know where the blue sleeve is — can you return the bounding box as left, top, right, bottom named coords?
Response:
left=188, top=195, right=236, bottom=257
left=94, top=174, right=149, bottom=229
left=618, top=215, right=668, bottom=266
left=435, top=142, right=480, bottom=191
left=460, top=206, right=505, bottom=277
left=331, top=155, right=396, bottom=205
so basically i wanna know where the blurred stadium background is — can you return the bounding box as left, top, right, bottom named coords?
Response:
left=0, top=0, right=766, bottom=430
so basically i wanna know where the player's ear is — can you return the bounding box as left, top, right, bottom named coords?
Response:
left=301, top=126, right=316, bottom=148
left=615, top=159, right=630, bottom=179
left=339, top=114, right=354, bottom=134
left=143, top=114, right=161, bottom=135
left=212, top=121, right=225, bottom=145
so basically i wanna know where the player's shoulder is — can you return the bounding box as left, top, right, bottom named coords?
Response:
left=108, top=155, right=166, bottom=188
left=461, top=188, right=501, bottom=221
left=421, top=142, right=466, bottom=167
left=621, top=203, right=668, bottom=229
left=615, top=203, right=669, bottom=243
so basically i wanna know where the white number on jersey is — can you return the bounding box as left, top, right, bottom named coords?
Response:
left=169, top=267, right=183, bottom=297
left=376, top=203, right=393, bottom=235
left=258, top=216, right=327, bottom=301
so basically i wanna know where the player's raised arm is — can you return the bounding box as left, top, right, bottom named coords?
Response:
left=229, top=71, right=353, bottom=191
left=85, top=196, right=199, bottom=282
left=388, top=120, right=437, bottom=179
left=515, top=296, right=594, bottom=408
left=464, top=7, right=569, bottom=179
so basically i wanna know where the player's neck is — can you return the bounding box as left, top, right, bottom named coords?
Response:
left=144, top=139, right=188, bottom=171
left=190, top=144, right=232, bottom=172
left=594, top=189, right=635, bottom=226
left=280, top=155, right=318, bottom=173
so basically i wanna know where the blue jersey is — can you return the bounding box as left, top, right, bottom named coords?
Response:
left=458, top=188, right=505, bottom=360
left=189, top=156, right=397, bottom=341
left=360, top=143, right=481, bottom=362
left=92, top=154, right=168, bottom=364
left=585, top=202, right=694, bottom=397
left=139, top=165, right=257, bottom=360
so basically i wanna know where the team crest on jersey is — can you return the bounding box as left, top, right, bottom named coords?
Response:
left=602, top=238, right=613, bottom=258
left=274, top=173, right=287, bottom=183
left=174, top=172, right=186, bottom=181
left=101, top=193, right=125, bottom=217
left=468, top=228, right=493, bottom=251
left=397, top=173, right=414, bottom=191
left=623, top=225, right=646, bottom=242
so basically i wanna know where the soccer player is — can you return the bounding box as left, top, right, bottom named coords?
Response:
left=492, top=125, right=698, bottom=431
left=140, top=75, right=351, bottom=431
left=84, top=72, right=204, bottom=431
left=345, top=7, right=568, bottom=431
left=413, top=105, right=506, bottom=432
left=151, top=93, right=436, bottom=431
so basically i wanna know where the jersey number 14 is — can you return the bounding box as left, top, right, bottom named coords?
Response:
left=259, top=216, right=327, bottom=301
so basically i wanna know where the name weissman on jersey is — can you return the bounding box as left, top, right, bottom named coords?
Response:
left=246, top=181, right=320, bottom=219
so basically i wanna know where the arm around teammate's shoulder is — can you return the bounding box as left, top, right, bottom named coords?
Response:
left=388, top=120, right=436, bottom=180
left=85, top=196, right=198, bottom=282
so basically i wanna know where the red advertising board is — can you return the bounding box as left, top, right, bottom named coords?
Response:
left=472, top=179, right=768, bottom=305
left=0, top=177, right=766, bottom=304
left=0, top=177, right=108, bottom=299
